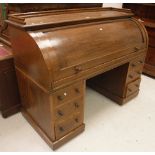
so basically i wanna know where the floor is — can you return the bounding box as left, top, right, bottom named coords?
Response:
left=0, top=75, right=155, bottom=152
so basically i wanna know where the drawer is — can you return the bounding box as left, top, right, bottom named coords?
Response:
left=127, top=56, right=145, bottom=83
left=127, top=71, right=140, bottom=83
left=129, top=57, right=145, bottom=70
left=53, top=81, right=84, bottom=106
left=55, top=112, right=83, bottom=140
left=126, top=78, right=141, bottom=97
left=54, top=97, right=83, bottom=120
left=54, top=45, right=145, bottom=81
left=127, top=65, right=143, bottom=83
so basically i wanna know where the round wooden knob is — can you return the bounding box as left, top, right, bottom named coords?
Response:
left=59, top=126, right=64, bottom=132
left=131, top=63, right=136, bottom=67
left=57, top=92, right=67, bottom=101
left=74, top=102, right=79, bottom=108
left=57, top=95, right=64, bottom=101
left=57, top=110, right=63, bottom=116
left=75, top=118, right=79, bottom=123
left=139, top=60, right=143, bottom=64
left=135, top=84, right=139, bottom=87
left=74, top=66, right=82, bottom=73
left=129, top=74, right=133, bottom=78
left=75, top=88, right=80, bottom=93
left=134, top=47, right=140, bottom=52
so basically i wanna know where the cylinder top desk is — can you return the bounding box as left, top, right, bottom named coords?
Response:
left=7, top=7, right=148, bottom=149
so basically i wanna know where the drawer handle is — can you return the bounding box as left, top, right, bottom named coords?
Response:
left=137, top=71, right=141, bottom=75
left=57, top=92, right=67, bottom=101
left=131, top=63, right=136, bottom=67
left=75, top=118, right=79, bottom=123
left=57, top=110, right=64, bottom=116
left=74, top=66, right=82, bottom=73
left=59, top=126, right=64, bottom=132
left=134, top=47, right=140, bottom=52
left=74, top=102, right=80, bottom=108
left=129, top=74, right=133, bottom=79
left=57, top=95, right=64, bottom=101
left=75, top=88, right=80, bottom=93
left=128, top=88, right=132, bottom=92
left=139, top=60, right=143, bottom=64
left=135, top=84, right=139, bottom=87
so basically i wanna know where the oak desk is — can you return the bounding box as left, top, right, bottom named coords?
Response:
left=7, top=7, right=148, bottom=149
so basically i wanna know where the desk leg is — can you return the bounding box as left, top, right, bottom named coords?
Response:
left=16, top=66, right=85, bottom=150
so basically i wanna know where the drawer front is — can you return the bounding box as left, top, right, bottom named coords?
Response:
left=49, top=19, right=146, bottom=81
left=55, top=113, right=83, bottom=140
left=126, top=78, right=141, bottom=97
left=54, top=97, right=83, bottom=120
left=53, top=82, right=84, bottom=106
left=127, top=72, right=140, bottom=83
left=129, top=57, right=145, bottom=69
left=127, top=56, right=145, bottom=83
left=54, top=47, right=145, bottom=81
left=127, top=65, right=143, bottom=83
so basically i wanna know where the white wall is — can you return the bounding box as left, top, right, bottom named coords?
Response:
left=102, top=3, right=123, bottom=8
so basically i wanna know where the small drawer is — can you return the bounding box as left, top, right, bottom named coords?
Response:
left=129, top=58, right=144, bottom=70
left=55, top=113, right=83, bottom=140
left=53, top=81, right=84, bottom=106
left=127, top=66, right=142, bottom=83
left=126, top=78, right=141, bottom=97
left=54, top=97, right=83, bottom=120
left=127, top=57, right=144, bottom=83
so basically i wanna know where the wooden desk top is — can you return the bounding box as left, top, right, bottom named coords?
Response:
left=7, top=7, right=133, bottom=30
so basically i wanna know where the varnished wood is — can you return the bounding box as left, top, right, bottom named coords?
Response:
left=8, top=3, right=102, bottom=13
left=22, top=107, right=85, bottom=150
left=0, top=3, right=102, bottom=46
left=7, top=8, right=148, bottom=150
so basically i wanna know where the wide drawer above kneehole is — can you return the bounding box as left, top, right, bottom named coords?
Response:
left=53, top=81, right=84, bottom=106
left=44, top=19, right=147, bottom=82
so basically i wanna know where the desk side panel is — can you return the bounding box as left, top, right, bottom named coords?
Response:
left=9, top=26, right=51, bottom=90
